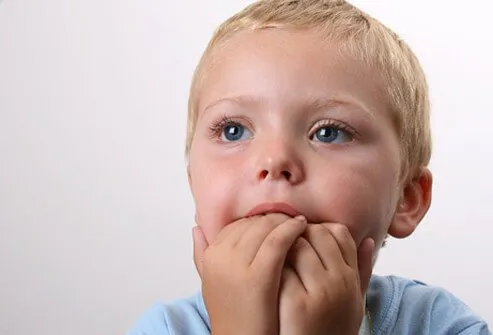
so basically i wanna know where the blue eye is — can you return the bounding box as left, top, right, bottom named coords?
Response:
left=312, top=126, right=352, bottom=144
left=221, top=123, right=252, bottom=142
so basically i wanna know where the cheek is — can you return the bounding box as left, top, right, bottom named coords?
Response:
left=189, top=152, right=245, bottom=243
left=312, top=149, right=399, bottom=245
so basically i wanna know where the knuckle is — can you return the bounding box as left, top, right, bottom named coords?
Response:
left=328, top=223, right=353, bottom=242
left=343, top=275, right=358, bottom=295
left=267, top=212, right=291, bottom=224
left=252, top=214, right=280, bottom=229
left=292, top=238, right=309, bottom=252
left=331, top=223, right=349, bottom=235
left=309, top=224, right=332, bottom=237
left=338, top=267, right=358, bottom=291
left=311, top=224, right=329, bottom=234
left=264, top=233, right=283, bottom=249
left=266, top=216, right=285, bottom=229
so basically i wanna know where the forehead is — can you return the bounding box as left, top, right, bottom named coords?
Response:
left=197, top=28, right=388, bottom=118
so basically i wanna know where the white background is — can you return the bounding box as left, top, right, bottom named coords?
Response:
left=1, top=1, right=492, bottom=334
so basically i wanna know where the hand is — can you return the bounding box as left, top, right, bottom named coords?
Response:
left=193, top=213, right=308, bottom=335
left=279, top=223, right=374, bottom=335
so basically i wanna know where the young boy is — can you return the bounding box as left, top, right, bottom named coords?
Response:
left=129, top=0, right=491, bottom=334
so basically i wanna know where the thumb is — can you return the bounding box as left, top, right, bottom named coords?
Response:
left=192, top=225, right=208, bottom=278
left=357, top=237, right=375, bottom=297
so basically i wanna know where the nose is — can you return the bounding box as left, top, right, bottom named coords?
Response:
left=253, top=139, right=304, bottom=184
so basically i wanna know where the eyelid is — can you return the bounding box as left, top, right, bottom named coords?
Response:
left=221, top=115, right=255, bottom=132
left=207, top=114, right=255, bottom=141
left=309, top=119, right=358, bottom=138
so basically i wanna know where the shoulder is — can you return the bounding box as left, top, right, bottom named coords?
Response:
left=367, top=275, right=490, bottom=335
left=127, top=292, right=210, bottom=335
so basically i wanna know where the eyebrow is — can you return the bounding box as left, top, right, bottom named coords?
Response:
left=201, top=95, right=374, bottom=119
left=202, top=95, right=263, bottom=115
left=303, top=96, right=375, bottom=119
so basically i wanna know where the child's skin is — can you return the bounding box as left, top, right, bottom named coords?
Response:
left=188, top=28, right=432, bottom=335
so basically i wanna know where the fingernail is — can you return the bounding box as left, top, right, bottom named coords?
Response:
left=294, top=215, right=307, bottom=222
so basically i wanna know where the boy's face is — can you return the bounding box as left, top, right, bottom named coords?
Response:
left=188, top=28, right=427, bottom=256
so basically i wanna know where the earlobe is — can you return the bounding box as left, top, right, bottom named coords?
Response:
left=388, top=167, right=433, bottom=239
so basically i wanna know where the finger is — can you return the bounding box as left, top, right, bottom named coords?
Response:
left=286, top=236, right=327, bottom=292
left=357, top=237, right=375, bottom=296
left=320, top=223, right=358, bottom=269
left=303, top=224, right=347, bottom=271
left=192, top=226, right=209, bottom=278
left=235, top=213, right=292, bottom=263
left=212, top=217, right=251, bottom=246
left=252, top=216, right=307, bottom=274
left=278, top=264, right=305, bottom=334
left=280, top=263, right=303, bottom=297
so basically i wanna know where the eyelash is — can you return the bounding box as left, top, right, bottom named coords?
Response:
left=207, top=115, right=252, bottom=140
left=309, top=119, right=358, bottom=140
left=207, top=114, right=358, bottom=141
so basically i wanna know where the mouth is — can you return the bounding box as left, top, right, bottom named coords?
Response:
left=246, top=202, right=301, bottom=218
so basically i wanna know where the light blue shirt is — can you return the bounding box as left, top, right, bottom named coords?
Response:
left=128, top=275, right=491, bottom=334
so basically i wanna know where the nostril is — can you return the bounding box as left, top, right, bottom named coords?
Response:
left=259, top=170, right=269, bottom=179
left=282, top=170, right=291, bottom=180
left=258, top=169, right=293, bottom=181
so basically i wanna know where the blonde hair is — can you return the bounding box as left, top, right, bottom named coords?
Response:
left=185, top=0, right=431, bottom=182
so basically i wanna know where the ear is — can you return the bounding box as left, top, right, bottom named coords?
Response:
left=388, top=167, right=433, bottom=239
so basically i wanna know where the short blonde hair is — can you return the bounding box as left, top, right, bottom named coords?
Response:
left=186, top=0, right=431, bottom=182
